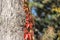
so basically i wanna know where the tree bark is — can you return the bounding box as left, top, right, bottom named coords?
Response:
left=0, top=0, right=25, bottom=40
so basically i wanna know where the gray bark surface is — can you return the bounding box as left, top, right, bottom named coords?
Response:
left=0, top=0, right=25, bottom=40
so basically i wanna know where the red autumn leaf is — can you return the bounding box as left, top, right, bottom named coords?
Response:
left=26, top=16, right=30, bottom=21
left=29, top=22, right=33, bottom=29
left=28, top=32, right=32, bottom=40
left=24, top=33, right=28, bottom=40
left=25, top=23, right=30, bottom=28
left=24, top=28, right=28, bottom=33
left=24, top=32, right=32, bottom=40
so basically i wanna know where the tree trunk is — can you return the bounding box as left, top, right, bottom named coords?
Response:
left=0, top=0, right=25, bottom=40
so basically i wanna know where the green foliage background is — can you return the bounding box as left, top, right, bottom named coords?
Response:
left=29, top=0, right=60, bottom=40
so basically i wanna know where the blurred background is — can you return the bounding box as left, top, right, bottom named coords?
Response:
left=28, top=0, right=60, bottom=40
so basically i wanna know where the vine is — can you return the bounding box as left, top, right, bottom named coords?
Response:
left=22, top=0, right=34, bottom=40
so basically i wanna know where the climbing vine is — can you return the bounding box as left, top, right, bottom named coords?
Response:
left=22, top=0, right=34, bottom=40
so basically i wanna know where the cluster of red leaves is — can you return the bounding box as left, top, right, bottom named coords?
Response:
left=23, top=0, right=34, bottom=40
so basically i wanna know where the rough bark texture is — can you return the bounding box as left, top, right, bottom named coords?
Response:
left=0, top=0, right=25, bottom=40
